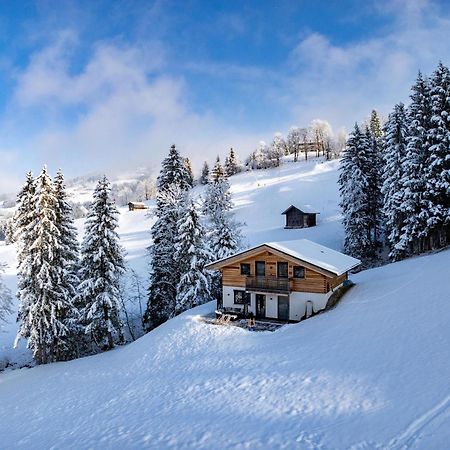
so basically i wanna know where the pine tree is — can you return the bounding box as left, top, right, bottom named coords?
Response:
left=78, top=176, right=125, bottom=351
left=0, top=263, right=12, bottom=325
left=210, top=156, right=226, bottom=183
left=381, top=103, right=408, bottom=260
left=364, top=123, right=383, bottom=247
left=203, top=178, right=244, bottom=300
left=339, top=124, right=373, bottom=262
left=175, top=198, right=212, bottom=313
left=157, top=144, right=191, bottom=190
left=225, top=148, right=241, bottom=176
left=199, top=161, right=210, bottom=185
left=53, top=169, right=81, bottom=359
left=15, top=167, right=72, bottom=364
left=144, top=185, right=185, bottom=328
left=369, top=110, right=383, bottom=140
left=14, top=171, right=35, bottom=262
left=398, top=72, right=433, bottom=255
left=144, top=144, right=193, bottom=331
left=184, top=157, right=195, bottom=187
left=426, top=62, right=450, bottom=247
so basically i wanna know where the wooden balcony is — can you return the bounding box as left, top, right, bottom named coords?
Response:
left=245, top=276, right=290, bottom=294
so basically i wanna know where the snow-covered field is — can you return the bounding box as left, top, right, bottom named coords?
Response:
left=0, top=157, right=342, bottom=367
left=0, top=249, right=449, bottom=449
left=0, top=158, right=449, bottom=449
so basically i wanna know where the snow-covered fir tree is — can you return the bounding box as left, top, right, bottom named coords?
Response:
left=184, top=157, right=195, bottom=187
left=53, top=169, right=81, bottom=358
left=175, top=198, right=212, bottom=313
left=364, top=122, right=383, bottom=247
left=398, top=72, right=433, bottom=255
left=426, top=62, right=450, bottom=247
left=369, top=109, right=383, bottom=140
left=14, top=171, right=35, bottom=261
left=3, top=217, right=16, bottom=245
left=199, top=161, right=210, bottom=185
left=339, top=124, right=374, bottom=262
left=0, top=263, right=12, bottom=325
left=210, top=156, right=226, bottom=183
left=15, top=167, right=73, bottom=364
left=78, top=176, right=125, bottom=351
left=144, top=145, right=193, bottom=331
left=381, top=103, right=409, bottom=260
left=144, top=185, right=186, bottom=328
left=157, top=144, right=192, bottom=190
left=225, top=148, right=241, bottom=176
left=203, top=177, right=244, bottom=300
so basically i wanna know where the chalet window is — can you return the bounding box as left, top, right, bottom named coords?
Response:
left=240, top=263, right=251, bottom=276
left=293, top=266, right=305, bottom=279
left=255, top=261, right=266, bottom=277
left=234, top=290, right=250, bottom=305
left=277, top=262, right=288, bottom=278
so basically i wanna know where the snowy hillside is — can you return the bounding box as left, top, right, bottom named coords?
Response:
left=1, top=157, right=342, bottom=367
left=1, top=157, right=449, bottom=448
left=0, top=248, right=449, bottom=449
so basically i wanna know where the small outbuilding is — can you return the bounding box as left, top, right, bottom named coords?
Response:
left=128, top=202, right=147, bottom=211
left=282, top=205, right=318, bottom=229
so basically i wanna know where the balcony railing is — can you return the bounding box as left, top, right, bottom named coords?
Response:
left=245, top=276, right=290, bottom=294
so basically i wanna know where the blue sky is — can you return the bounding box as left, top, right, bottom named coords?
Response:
left=0, top=0, right=449, bottom=190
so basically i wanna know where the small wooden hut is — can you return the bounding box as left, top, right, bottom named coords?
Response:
left=128, top=202, right=147, bottom=211
left=282, top=205, right=318, bottom=229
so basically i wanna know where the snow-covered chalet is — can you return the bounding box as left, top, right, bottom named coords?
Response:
left=206, top=239, right=361, bottom=322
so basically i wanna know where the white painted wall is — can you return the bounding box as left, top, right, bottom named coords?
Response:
left=222, top=282, right=343, bottom=321
left=289, top=291, right=334, bottom=321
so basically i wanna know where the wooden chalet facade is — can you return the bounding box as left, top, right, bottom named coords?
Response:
left=282, top=205, right=318, bottom=229
left=206, top=239, right=360, bottom=322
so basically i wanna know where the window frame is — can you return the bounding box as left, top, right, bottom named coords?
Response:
left=255, top=261, right=266, bottom=277
left=240, top=263, right=251, bottom=276
left=293, top=265, right=305, bottom=279
left=277, top=262, right=289, bottom=279
left=234, top=290, right=251, bottom=305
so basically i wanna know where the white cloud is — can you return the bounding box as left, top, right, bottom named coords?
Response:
left=9, top=33, right=259, bottom=180
left=287, top=0, right=450, bottom=129
left=2, top=0, right=450, bottom=190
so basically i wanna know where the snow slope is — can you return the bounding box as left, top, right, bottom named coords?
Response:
left=0, top=249, right=449, bottom=449
left=0, top=157, right=341, bottom=366
left=1, top=157, right=449, bottom=448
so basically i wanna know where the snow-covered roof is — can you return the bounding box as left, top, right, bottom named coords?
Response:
left=281, top=205, right=319, bottom=215
left=206, top=239, right=361, bottom=276
left=266, top=240, right=361, bottom=276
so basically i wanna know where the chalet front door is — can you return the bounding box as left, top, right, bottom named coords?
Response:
left=256, top=294, right=266, bottom=318
left=278, top=296, right=289, bottom=321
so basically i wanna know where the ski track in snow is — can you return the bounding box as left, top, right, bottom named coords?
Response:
left=384, top=394, right=450, bottom=450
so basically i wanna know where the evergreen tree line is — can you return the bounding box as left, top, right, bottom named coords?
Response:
left=14, top=167, right=125, bottom=364
left=143, top=145, right=243, bottom=330
left=339, top=62, right=450, bottom=264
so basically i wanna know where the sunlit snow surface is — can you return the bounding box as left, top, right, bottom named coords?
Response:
left=0, top=158, right=449, bottom=449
